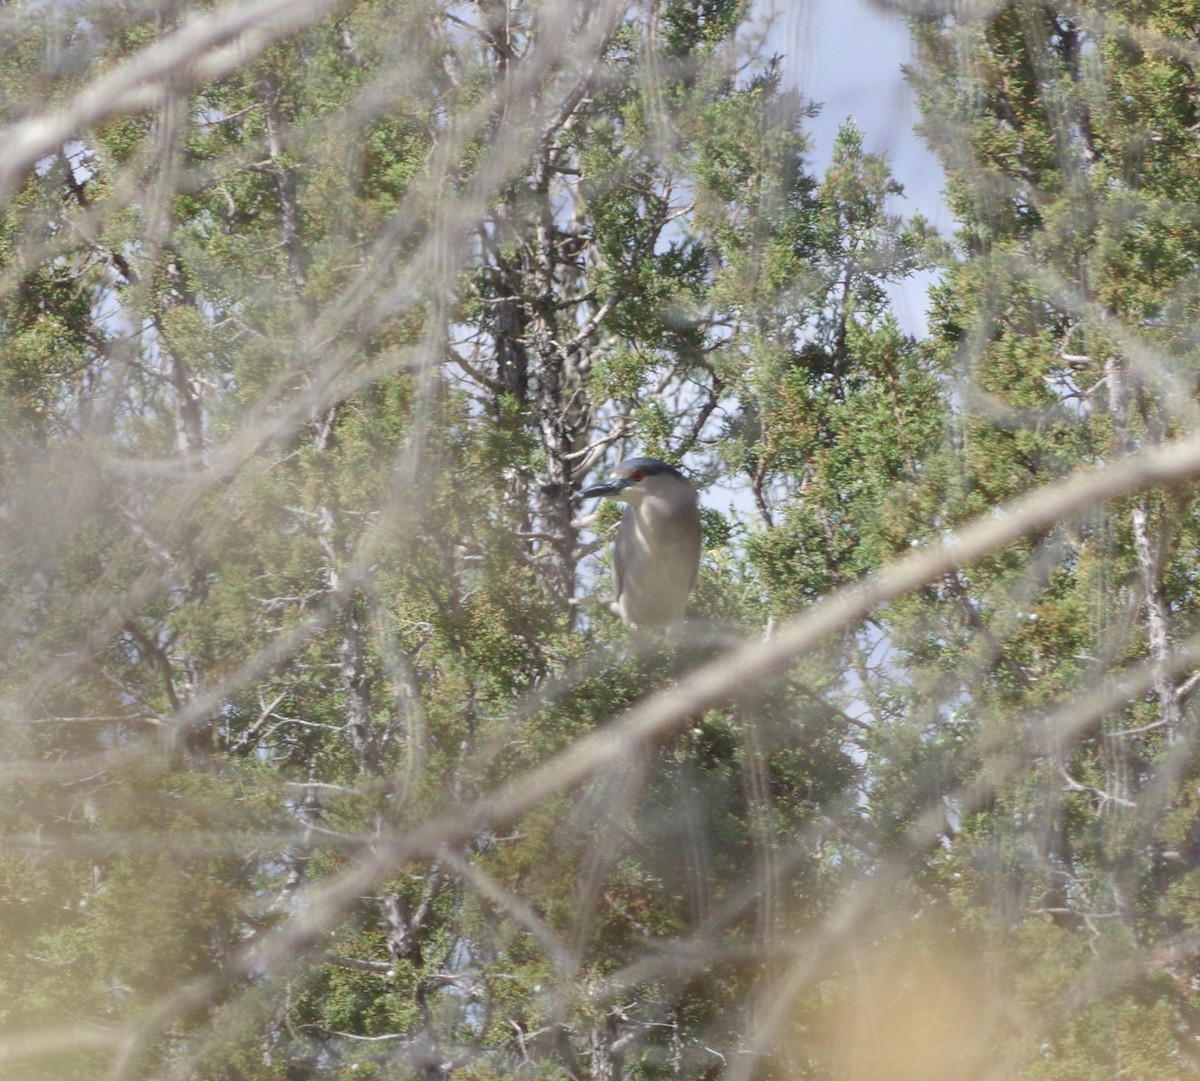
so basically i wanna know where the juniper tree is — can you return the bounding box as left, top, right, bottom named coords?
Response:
left=888, top=2, right=1200, bottom=1075
left=0, top=1, right=942, bottom=1077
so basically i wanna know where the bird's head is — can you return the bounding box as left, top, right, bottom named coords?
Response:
left=580, top=457, right=693, bottom=507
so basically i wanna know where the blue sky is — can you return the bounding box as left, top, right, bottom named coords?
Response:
left=765, top=0, right=949, bottom=335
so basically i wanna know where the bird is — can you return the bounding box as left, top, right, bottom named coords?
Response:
left=580, top=456, right=702, bottom=629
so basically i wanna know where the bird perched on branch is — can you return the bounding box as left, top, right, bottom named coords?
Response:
left=581, top=457, right=701, bottom=629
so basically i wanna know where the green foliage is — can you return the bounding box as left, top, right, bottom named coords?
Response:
left=898, top=2, right=1200, bottom=1074
left=0, top=0, right=925, bottom=1070
left=16, top=0, right=1200, bottom=1079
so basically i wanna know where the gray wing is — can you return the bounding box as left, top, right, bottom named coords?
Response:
left=612, top=506, right=635, bottom=607
left=684, top=508, right=702, bottom=591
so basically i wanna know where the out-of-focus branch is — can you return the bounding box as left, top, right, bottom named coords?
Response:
left=0, top=0, right=347, bottom=203
left=479, top=430, right=1200, bottom=831
left=727, top=625, right=1200, bottom=1081
left=100, top=429, right=1200, bottom=1081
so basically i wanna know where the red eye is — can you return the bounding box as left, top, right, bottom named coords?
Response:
left=631, top=470, right=645, bottom=482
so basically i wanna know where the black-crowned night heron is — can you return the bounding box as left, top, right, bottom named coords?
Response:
left=581, top=456, right=701, bottom=629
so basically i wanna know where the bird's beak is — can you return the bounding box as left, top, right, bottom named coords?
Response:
left=581, top=478, right=628, bottom=500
